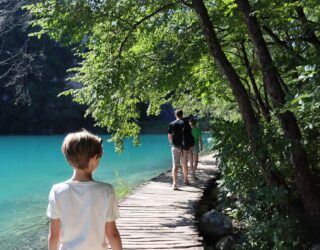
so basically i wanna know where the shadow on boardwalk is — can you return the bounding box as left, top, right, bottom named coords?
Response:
left=117, top=154, right=217, bottom=250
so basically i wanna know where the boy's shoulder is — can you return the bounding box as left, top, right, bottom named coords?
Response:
left=92, top=181, right=114, bottom=190
left=51, top=180, right=114, bottom=192
left=50, top=181, right=72, bottom=194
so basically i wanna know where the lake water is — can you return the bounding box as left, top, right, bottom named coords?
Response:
left=0, top=134, right=173, bottom=249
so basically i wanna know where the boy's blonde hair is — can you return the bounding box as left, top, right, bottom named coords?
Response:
left=62, top=129, right=103, bottom=170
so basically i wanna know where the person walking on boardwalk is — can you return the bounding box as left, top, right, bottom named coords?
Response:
left=46, top=129, right=123, bottom=250
left=168, top=110, right=194, bottom=190
left=190, top=118, right=203, bottom=180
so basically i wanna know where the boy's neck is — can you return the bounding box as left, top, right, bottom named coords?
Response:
left=71, top=169, right=94, bottom=182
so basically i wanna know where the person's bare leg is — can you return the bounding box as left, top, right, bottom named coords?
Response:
left=189, top=147, right=194, bottom=179
left=172, top=165, right=178, bottom=188
left=182, top=150, right=189, bottom=184
left=194, top=153, right=199, bottom=170
left=193, top=153, right=199, bottom=180
left=171, top=147, right=179, bottom=189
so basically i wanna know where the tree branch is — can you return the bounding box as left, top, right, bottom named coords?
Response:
left=262, top=25, right=305, bottom=62
left=118, top=4, right=175, bottom=58
left=178, top=0, right=193, bottom=8
left=295, top=6, right=320, bottom=51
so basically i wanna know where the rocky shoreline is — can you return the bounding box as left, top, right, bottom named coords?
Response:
left=195, top=165, right=236, bottom=250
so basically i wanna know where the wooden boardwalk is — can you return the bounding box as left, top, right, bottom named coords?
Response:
left=117, top=154, right=217, bottom=250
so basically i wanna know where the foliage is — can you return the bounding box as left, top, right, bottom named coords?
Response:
left=212, top=119, right=302, bottom=249
left=284, top=64, right=320, bottom=172
left=113, top=170, right=133, bottom=199
left=25, top=0, right=238, bottom=150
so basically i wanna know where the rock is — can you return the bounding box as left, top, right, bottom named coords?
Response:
left=311, top=245, right=320, bottom=250
left=199, top=209, right=233, bottom=237
left=216, top=236, right=235, bottom=250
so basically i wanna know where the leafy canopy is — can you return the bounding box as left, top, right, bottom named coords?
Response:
left=25, top=0, right=239, bottom=150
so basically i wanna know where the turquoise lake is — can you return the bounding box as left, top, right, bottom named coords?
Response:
left=0, top=134, right=173, bottom=249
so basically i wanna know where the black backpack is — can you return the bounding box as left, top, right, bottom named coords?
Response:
left=182, top=118, right=195, bottom=149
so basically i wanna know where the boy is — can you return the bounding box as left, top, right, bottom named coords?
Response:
left=46, top=130, right=122, bottom=250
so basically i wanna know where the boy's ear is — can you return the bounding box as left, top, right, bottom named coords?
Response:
left=94, top=154, right=101, bottom=160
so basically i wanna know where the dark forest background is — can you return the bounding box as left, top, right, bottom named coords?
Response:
left=0, top=2, right=172, bottom=134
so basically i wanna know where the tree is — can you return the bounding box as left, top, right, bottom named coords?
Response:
left=235, top=0, right=320, bottom=225
left=190, top=0, right=285, bottom=187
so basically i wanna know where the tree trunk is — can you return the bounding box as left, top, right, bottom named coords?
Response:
left=240, top=41, right=270, bottom=121
left=191, top=0, right=283, bottom=187
left=236, top=0, right=320, bottom=223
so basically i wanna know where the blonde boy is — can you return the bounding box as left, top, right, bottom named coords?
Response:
left=46, top=130, right=122, bottom=250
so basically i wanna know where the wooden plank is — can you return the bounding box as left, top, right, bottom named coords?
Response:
left=117, top=154, right=217, bottom=250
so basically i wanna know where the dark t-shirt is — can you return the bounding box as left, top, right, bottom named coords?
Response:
left=168, top=119, right=184, bottom=148
left=168, top=118, right=195, bottom=150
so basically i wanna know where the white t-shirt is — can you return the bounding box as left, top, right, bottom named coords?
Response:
left=46, top=180, right=120, bottom=250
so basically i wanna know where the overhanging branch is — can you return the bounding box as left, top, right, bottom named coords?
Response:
left=117, top=3, right=175, bottom=58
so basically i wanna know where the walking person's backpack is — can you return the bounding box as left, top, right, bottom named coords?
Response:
left=182, top=117, right=195, bottom=150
